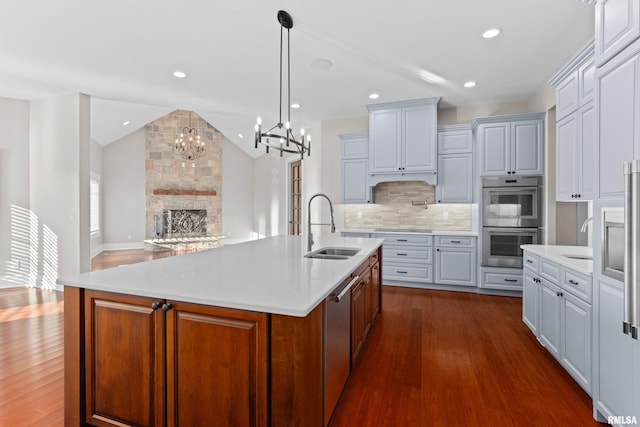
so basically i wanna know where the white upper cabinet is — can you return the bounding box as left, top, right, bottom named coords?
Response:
left=367, top=98, right=440, bottom=177
left=474, top=113, right=545, bottom=177
left=340, top=133, right=370, bottom=204
left=436, top=125, right=473, bottom=203
left=550, top=41, right=595, bottom=201
left=595, top=0, right=640, bottom=67
left=595, top=38, right=640, bottom=198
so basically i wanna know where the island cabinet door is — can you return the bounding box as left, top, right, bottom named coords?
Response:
left=165, top=302, right=269, bottom=427
left=84, top=290, right=166, bottom=427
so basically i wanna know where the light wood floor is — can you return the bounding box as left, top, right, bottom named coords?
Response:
left=0, top=250, right=603, bottom=426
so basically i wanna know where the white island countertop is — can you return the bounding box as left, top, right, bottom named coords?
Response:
left=520, top=244, right=593, bottom=275
left=58, top=235, right=384, bottom=317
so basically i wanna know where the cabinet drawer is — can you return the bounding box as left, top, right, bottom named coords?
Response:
left=539, top=258, right=560, bottom=283
left=374, top=234, right=432, bottom=246
left=384, top=264, right=432, bottom=282
left=561, top=268, right=592, bottom=303
left=435, top=236, right=476, bottom=248
left=383, top=246, right=432, bottom=264
left=480, top=267, right=523, bottom=291
left=523, top=252, right=539, bottom=272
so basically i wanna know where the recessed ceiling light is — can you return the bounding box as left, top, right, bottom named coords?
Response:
left=369, top=93, right=380, bottom=100
left=310, top=58, right=333, bottom=70
left=122, top=120, right=130, bottom=126
left=173, top=70, right=187, bottom=78
left=238, top=133, right=244, bottom=139
left=464, top=81, right=477, bottom=88
left=482, top=28, right=502, bottom=39
left=291, top=103, right=301, bottom=109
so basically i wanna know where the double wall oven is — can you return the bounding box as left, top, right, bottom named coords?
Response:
left=482, top=176, right=543, bottom=268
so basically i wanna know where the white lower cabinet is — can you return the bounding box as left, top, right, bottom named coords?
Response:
left=434, top=236, right=476, bottom=287
left=562, top=291, right=591, bottom=392
left=373, top=233, right=433, bottom=284
left=539, top=278, right=562, bottom=360
left=596, top=280, right=638, bottom=423
left=434, top=248, right=474, bottom=286
left=522, top=269, right=540, bottom=336
left=373, top=233, right=476, bottom=288
left=522, top=249, right=592, bottom=395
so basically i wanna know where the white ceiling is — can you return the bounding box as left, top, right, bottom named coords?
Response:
left=0, top=0, right=594, bottom=158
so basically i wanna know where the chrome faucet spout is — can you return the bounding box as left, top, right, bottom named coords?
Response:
left=307, top=193, right=336, bottom=252
left=580, top=216, right=593, bottom=233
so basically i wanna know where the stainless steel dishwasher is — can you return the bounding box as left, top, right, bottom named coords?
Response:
left=324, top=274, right=359, bottom=426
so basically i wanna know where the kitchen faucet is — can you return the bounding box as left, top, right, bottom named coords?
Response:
left=580, top=216, right=592, bottom=233
left=307, top=193, right=336, bottom=252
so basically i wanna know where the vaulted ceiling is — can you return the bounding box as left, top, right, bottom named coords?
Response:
left=0, top=0, right=594, bottom=157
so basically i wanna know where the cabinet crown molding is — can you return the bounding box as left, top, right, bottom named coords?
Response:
left=366, top=97, right=441, bottom=112
left=549, top=39, right=595, bottom=86
left=471, top=112, right=545, bottom=129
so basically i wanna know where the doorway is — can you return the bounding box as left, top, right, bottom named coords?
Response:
left=289, top=159, right=302, bottom=235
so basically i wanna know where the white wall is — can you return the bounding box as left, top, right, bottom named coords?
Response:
left=90, top=139, right=103, bottom=255
left=29, top=93, right=91, bottom=287
left=252, top=152, right=294, bottom=238
left=222, top=138, right=255, bottom=242
left=0, top=98, right=30, bottom=285
left=102, top=128, right=146, bottom=247
left=438, top=101, right=530, bottom=125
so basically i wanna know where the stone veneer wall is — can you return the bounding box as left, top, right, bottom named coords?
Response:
left=344, top=181, right=472, bottom=230
left=145, top=110, right=222, bottom=238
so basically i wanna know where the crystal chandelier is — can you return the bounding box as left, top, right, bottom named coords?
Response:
left=254, top=10, right=311, bottom=159
left=174, top=111, right=206, bottom=161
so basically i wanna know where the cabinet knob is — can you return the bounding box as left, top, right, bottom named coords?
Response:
left=162, top=303, right=173, bottom=312
left=151, top=301, right=162, bottom=311
left=577, top=194, right=581, bottom=198
left=512, top=171, right=515, bottom=174
left=507, top=171, right=512, bottom=175
left=436, top=248, right=440, bottom=251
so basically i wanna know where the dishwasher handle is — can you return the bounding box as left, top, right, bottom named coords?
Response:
left=329, top=275, right=359, bottom=302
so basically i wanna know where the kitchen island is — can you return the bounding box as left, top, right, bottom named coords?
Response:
left=60, top=235, right=383, bottom=427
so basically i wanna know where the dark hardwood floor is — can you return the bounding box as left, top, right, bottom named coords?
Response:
left=0, top=250, right=603, bottom=426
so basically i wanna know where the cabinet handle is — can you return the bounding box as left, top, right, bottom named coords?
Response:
left=512, top=171, right=516, bottom=174
left=151, top=301, right=163, bottom=311
left=504, top=279, right=518, bottom=283
left=162, top=303, right=173, bottom=312
left=526, top=259, right=533, bottom=264
left=450, top=240, right=461, bottom=244
left=556, top=291, right=564, bottom=297
left=397, top=271, right=408, bottom=274
left=396, top=253, right=408, bottom=256
left=568, top=279, right=579, bottom=285
left=396, top=239, right=408, bottom=242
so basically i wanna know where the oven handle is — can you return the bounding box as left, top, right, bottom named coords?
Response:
left=483, top=187, right=539, bottom=194
left=483, top=227, right=540, bottom=233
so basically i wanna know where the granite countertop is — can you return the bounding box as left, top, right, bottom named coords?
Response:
left=340, top=228, right=478, bottom=237
left=520, top=244, right=593, bottom=275
left=58, top=235, right=384, bottom=317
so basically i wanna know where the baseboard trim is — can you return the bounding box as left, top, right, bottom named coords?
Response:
left=94, top=242, right=145, bottom=255
left=0, top=275, right=63, bottom=291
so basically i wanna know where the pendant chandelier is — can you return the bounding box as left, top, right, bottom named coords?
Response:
left=254, top=10, right=311, bottom=158
left=174, top=111, right=206, bottom=161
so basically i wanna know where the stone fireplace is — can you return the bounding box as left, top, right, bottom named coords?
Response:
left=145, top=110, right=222, bottom=239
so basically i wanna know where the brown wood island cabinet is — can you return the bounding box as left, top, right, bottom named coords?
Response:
left=64, top=247, right=382, bottom=427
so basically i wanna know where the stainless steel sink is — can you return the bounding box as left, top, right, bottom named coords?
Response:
left=564, top=254, right=593, bottom=260
left=305, top=247, right=360, bottom=260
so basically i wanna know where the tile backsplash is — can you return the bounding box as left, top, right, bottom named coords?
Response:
left=343, top=181, right=473, bottom=230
